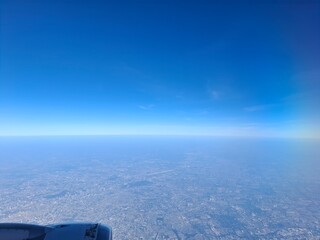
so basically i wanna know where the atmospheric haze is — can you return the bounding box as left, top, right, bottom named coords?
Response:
left=0, top=136, right=319, bottom=239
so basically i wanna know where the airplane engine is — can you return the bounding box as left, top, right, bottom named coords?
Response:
left=0, top=222, right=112, bottom=240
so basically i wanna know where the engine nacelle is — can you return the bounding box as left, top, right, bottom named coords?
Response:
left=0, top=222, right=112, bottom=240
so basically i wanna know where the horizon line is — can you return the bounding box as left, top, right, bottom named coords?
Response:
left=0, top=133, right=319, bottom=140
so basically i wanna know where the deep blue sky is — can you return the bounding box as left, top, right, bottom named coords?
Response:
left=1, top=0, right=319, bottom=137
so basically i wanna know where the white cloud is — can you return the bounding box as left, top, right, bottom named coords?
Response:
left=209, top=90, right=221, bottom=100
left=244, top=103, right=277, bottom=112
left=138, top=104, right=155, bottom=111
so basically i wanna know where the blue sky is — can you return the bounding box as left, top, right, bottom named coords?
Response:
left=1, top=0, right=319, bottom=137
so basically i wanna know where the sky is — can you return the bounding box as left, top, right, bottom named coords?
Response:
left=0, top=0, right=319, bottom=137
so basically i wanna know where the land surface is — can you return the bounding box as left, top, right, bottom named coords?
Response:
left=0, top=136, right=319, bottom=239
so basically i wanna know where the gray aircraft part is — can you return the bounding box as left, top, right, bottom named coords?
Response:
left=0, top=223, right=112, bottom=240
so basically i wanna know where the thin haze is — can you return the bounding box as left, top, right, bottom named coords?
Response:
left=0, top=0, right=319, bottom=137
